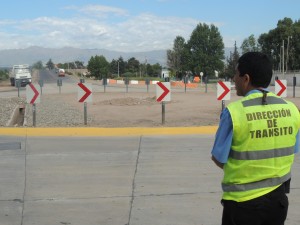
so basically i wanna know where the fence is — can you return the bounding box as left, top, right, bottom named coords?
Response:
left=271, top=71, right=300, bottom=86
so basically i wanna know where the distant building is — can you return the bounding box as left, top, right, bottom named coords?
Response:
left=161, top=69, right=169, bottom=79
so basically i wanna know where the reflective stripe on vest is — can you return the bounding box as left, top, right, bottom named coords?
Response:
left=230, top=146, right=294, bottom=160
left=242, top=96, right=287, bottom=107
left=222, top=172, right=291, bottom=192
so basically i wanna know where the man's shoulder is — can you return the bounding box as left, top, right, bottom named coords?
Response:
left=227, top=97, right=245, bottom=109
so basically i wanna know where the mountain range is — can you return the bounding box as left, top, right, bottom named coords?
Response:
left=0, top=46, right=234, bottom=67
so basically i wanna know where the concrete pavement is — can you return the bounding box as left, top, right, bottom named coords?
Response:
left=0, top=128, right=300, bottom=225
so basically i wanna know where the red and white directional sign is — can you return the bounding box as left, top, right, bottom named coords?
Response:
left=78, top=83, right=92, bottom=103
left=26, top=83, right=40, bottom=104
left=275, top=79, right=287, bottom=97
left=217, top=81, right=231, bottom=100
left=156, top=82, right=171, bottom=102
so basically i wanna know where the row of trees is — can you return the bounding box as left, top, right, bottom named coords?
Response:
left=87, top=56, right=162, bottom=80
left=167, top=23, right=224, bottom=80
left=225, top=17, right=300, bottom=79
left=42, top=56, right=162, bottom=80
left=40, top=60, right=85, bottom=71
left=167, top=17, right=300, bottom=81
left=259, top=17, right=300, bottom=71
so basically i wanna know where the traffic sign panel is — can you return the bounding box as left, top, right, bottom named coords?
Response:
left=156, top=82, right=171, bottom=102
left=275, top=79, right=287, bottom=97
left=26, top=83, right=40, bottom=104
left=78, top=83, right=92, bottom=102
left=217, top=81, right=231, bottom=100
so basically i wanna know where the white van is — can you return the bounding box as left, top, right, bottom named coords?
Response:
left=58, top=69, right=65, bottom=77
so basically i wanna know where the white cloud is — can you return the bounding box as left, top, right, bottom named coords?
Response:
left=66, top=4, right=129, bottom=18
left=113, top=13, right=199, bottom=51
left=0, top=4, right=231, bottom=51
left=49, top=31, right=62, bottom=37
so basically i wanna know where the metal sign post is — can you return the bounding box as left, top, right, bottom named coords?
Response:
left=222, top=100, right=225, bottom=111
left=16, top=80, right=20, bottom=97
left=38, top=79, right=44, bottom=95
left=217, top=81, right=231, bottom=111
left=293, top=76, right=296, bottom=98
left=156, top=82, right=171, bottom=125
left=162, top=101, right=166, bottom=124
left=84, top=102, right=87, bottom=125
left=145, top=78, right=150, bottom=93
left=125, top=77, right=129, bottom=93
left=184, top=75, right=188, bottom=93
left=78, top=83, right=92, bottom=126
left=26, top=84, right=40, bottom=127
left=33, top=103, right=36, bottom=127
left=102, top=78, right=107, bottom=93
left=57, top=79, right=62, bottom=94
left=200, top=72, right=203, bottom=86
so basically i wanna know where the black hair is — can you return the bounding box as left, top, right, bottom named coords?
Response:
left=237, top=52, right=273, bottom=88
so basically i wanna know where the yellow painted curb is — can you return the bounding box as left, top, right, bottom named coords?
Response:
left=0, top=126, right=218, bottom=137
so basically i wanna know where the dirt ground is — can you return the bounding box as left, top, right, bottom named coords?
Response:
left=2, top=77, right=300, bottom=127
left=55, top=86, right=300, bottom=128
left=58, top=89, right=226, bottom=127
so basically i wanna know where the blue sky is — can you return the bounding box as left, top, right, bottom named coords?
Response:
left=0, top=0, right=299, bottom=52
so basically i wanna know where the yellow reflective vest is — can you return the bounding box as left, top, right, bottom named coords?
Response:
left=224, top=92, right=300, bottom=202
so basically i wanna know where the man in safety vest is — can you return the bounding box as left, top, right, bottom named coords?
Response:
left=211, top=52, right=300, bottom=225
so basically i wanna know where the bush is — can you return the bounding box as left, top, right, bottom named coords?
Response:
left=0, top=70, right=9, bottom=81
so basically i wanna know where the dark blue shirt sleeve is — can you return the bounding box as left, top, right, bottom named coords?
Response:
left=211, top=108, right=233, bottom=164
left=295, top=131, right=299, bottom=153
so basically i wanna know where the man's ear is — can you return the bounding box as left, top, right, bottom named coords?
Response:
left=244, top=74, right=251, bottom=87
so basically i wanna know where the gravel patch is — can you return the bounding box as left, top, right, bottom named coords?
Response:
left=100, top=96, right=157, bottom=106
left=24, top=95, right=93, bottom=127
left=0, top=97, right=25, bottom=126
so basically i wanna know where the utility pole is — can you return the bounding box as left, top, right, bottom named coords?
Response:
left=145, top=58, right=147, bottom=76
left=117, top=61, right=119, bottom=78
left=286, top=36, right=292, bottom=73
left=282, top=39, right=284, bottom=77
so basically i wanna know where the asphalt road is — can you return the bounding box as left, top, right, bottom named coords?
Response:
left=39, top=69, right=78, bottom=84
left=1, top=128, right=300, bottom=225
